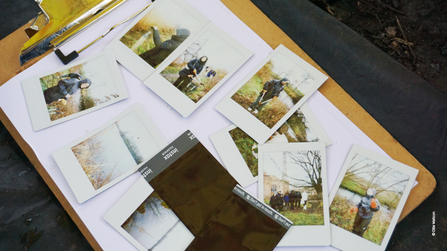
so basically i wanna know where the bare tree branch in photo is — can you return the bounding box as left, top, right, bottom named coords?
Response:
left=287, top=150, right=323, bottom=198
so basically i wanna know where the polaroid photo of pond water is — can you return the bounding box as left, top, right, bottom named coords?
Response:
left=257, top=142, right=331, bottom=246
left=144, top=22, right=253, bottom=117
left=21, top=50, right=128, bottom=131
left=329, top=144, right=418, bottom=251
left=106, top=0, right=210, bottom=81
left=104, top=177, right=194, bottom=251
left=215, top=44, right=328, bottom=144
left=52, top=104, right=168, bottom=203
left=210, top=103, right=332, bottom=187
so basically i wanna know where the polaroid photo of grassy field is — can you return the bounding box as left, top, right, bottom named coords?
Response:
left=107, top=0, right=209, bottom=81
left=104, top=177, right=194, bottom=251
left=258, top=142, right=331, bottom=246
left=210, top=103, right=331, bottom=187
left=52, top=104, right=167, bottom=203
left=216, top=44, right=328, bottom=144
left=22, top=50, right=128, bottom=131
left=329, top=144, right=418, bottom=251
left=145, top=22, right=252, bottom=117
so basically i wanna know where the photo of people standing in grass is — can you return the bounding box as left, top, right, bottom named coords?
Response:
left=262, top=150, right=325, bottom=226
left=329, top=153, right=411, bottom=245
left=160, top=29, right=245, bottom=103
left=119, top=0, right=201, bottom=69
left=40, top=56, right=119, bottom=122
left=71, top=111, right=160, bottom=190
left=231, top=52, right=320, bottom=128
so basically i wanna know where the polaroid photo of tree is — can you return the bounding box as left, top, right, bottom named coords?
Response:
left=144, top=23, right=252, bottom=117
left=104, top=177, right=194, bottom=251
left=216, top=45, right=328, bottom=144
left=52, top=104, right=167, bottom=203
left=22, top=50, right=128, bottom=131
left=107, top=0, right=209, bottom=81
left=329, top=144, right=418, bottom=251
left=210, top=103, right=331, bottom=187
left=258, top=142, right=331, bottom=246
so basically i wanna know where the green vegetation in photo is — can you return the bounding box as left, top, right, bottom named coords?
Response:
left=282, top=211, right=324, bottom=226
left=229, top=127, right=258, bottom=177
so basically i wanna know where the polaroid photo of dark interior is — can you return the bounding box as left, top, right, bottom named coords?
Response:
left=52, top=104, right=168, bottom=203
left=21, top=50, right=128, bottom=131
left=258, top=142, right=331, bottom=246
left=329, top=144, right=418, bottom=251
left=144, top=22, right=253, bottom=117
left=215, top=44, right=328, bottom=144
left=104, top=177, right=194, bottom=251
left=210, top=103, right=331, bottom=187
left=106, top=0, right=210, bottom=81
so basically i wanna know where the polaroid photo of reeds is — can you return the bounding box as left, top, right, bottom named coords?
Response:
left=210, top=103, right=331, bottom=187
left=21, top=50, right=128, bottom=131
left=216, top=44, right=328, bottom=144
left=104, top=177, right=194, bottom=251
left=258, top=142, right=331, bottom=246
left=144, top=22, right=253, bottom=117
left=329, top=144, right=418, bottom=251
left=106, top=0, right=210, bottom=81
left=52, top=104, right=167, bottom=203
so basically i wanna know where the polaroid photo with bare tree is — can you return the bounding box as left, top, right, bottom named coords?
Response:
left=104, top=177, right=194, bottom=251
left=329, top=144, right=418, bottom=251
left=216, top=45, right=328, bottom=144
left=22, top=50, right=128, bottom=131
left=258, top=142, right=331, bottom=246
left=106, top=0, right=209, bottom=81
left=52, top=104, right=167, bottom=203
left=144, top=22, right=253, bottom=117
left=210, top=103, right=331, bottom=187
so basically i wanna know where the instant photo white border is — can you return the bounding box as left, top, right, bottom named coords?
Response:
left=103, top=177, right=194, bottom=251
left=52, top=104, right=167, bottom=204
left=216, top=44, right=328, bottom=144
left=22, top=50, right=128, bottom=132
left=144, top=22, right=253, bottom=117
left=106, top=0, right=210, bottom=81
left=210, top=103, right=331, bottom=188
left=258, top=142, right=331, bottom=246
left=329, top=144, right=418, bottom=251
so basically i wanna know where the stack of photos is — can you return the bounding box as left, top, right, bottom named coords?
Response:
left=52, top=104, right=168, bottom=203
left=210, top=103, right=332, bottom=187
left=21, top=50, right=128, bottom=131
left=329, top=145, right=418, bottom=251
left=216, top=45, right=328, bottom=144
left=144, top=23, right=253, bottom=117
left=258, top=142, right=331, bottom=246
left=106, top=0, right=210, bottom=81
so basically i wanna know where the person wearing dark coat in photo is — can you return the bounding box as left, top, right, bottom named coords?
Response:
left=139, top=26, right=190, bottom=68
left=173, top=56, right=208, bottom=92
left=269, top=194, right=277, bottom=210
left=248, top=77, right=289, bottom=114
left=43, top=73, right=92, bottom=105
left=350, top=188, right=381, bottom=237
left=296, top=190, right=302, bottom=209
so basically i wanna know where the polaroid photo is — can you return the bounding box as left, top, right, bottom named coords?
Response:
left=216, top=44, right=328, bottom=144
left=52, top=104, right=167, bottom=203
left=258, top=142, right=331, bottom=246
left=329, top=144, right=418, bottom=251
left=22, top=50, right=128, bottom=131
left=144, top=22, right=253, bottom=117
left=104, top=177, right=194, bottom=251
left=210, top=103, right=331, bottom=187
left=106, top=0, right=210, bottom=81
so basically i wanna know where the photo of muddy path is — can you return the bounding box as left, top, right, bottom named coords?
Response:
left=39, top=56, right=119, bottom=122
left=231, top=52, right=319, bottom=128
left=71, top=111, right=159, bottom=190
left=160, top=29, right=244, bottom=103
left=329, top=153, right=410, bottom=245
left=119, top=0, right=202, bottom=69
left=229, top=109, right=320, bottom=177
left=263, top=150, right=325, bottom=226
left=122, top=192, right=183, bottom=251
